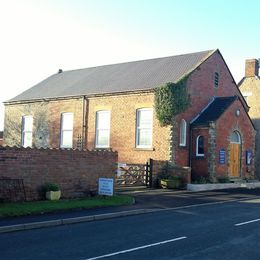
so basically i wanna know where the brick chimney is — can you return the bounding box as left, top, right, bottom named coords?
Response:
left=245, top=59, right=259, bottom=77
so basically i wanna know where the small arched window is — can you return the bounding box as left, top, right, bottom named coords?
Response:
left=196, top=135, right=204, bottom=156
left=179, top=119, right=187, bottom=146
left=230, top=131, right=241, bottom=144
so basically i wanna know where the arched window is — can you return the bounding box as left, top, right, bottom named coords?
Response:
left=196, top=135, right=204, bottom=156
left=230, top=131, right=241, bottom=144
left=179, top=119, right=187, bottom=146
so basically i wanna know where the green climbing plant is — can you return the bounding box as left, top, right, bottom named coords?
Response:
left=154, top=76, right=190, bottom=126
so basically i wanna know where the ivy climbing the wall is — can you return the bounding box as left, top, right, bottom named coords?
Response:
left=154, top=76, right=190, bottom=126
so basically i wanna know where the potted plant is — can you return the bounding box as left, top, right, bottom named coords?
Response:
left=160, top=176, right=182, bottom=189
left=43, top=183, right=61, bottom=200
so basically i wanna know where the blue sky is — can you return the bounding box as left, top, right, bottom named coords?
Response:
left=0, top=0, right=259, bottom=130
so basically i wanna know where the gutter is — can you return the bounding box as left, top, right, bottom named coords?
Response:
left=3, top=89, right=154, bottom=106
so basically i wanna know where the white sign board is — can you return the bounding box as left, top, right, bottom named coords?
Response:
left=117, top=162, right=127, bottom=176
left=98, top=178, right=114, bottom=196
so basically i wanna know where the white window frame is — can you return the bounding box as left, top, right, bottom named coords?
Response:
left=136, top=108, right=153, bottom=149
left=95, top=110, right=111, bottom=148
left=196, top=135, right=204, bottom=157
left=60, top=112, right=74, bottom=148
left=22, top=115, right=33, bottom=147
left=179, top=119, right=187, bottom=146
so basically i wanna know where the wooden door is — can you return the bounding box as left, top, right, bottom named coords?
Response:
left=229, top=143, right=240, bottom=177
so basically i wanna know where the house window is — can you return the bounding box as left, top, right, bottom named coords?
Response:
left=60, top=113, right=73, bottom=148
left=214, top=72, right=219, bottom=88
left=95, top=110, right=111, bottom=148
left=136, top=108, right=153, bottom=148
left=179, top=119, right=187, bottom=146
left=22, top=115, right=33, bottom=147
left=241, top=91, right=252, bottom=104
left=196, top=135, right=204, bottom=156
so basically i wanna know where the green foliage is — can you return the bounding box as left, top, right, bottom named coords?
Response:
left=192, top=176, right=211, bottom=184
left=157, top=168, right=170, bottom=181
left=0, top=195, right=133, bottom=217
left=160, top=178, right=182, bottom=189
left=217, top=176, right=230, bottom=183
left=154, top=76, right=190, bottom=126
left=42, top=183, right=60, bottom=192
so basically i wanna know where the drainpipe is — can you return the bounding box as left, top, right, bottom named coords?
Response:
left=188, top=124, right=192, bottom=167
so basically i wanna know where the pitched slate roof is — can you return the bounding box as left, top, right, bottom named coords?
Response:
left=8, top=49, right=216, bottom=102
left=191, top=96, right=237, bottom=126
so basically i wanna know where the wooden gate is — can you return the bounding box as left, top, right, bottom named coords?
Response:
left=116, top=159, right=153, bottom=187
left=229, top=143, right=241, bottom=177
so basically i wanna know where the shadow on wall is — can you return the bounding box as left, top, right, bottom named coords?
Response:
left=252, top=119, right=260, bottom=180
left=4, top=103, right=49, bottom=148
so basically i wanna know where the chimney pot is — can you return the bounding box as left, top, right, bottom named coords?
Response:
left=245, top=59, right=259, bottom=77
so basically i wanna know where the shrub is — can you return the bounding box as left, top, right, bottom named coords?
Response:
left=217, top=176, right=230, bottom=183
left=192, top=176, right=211, bottom=184
left=168, top=176, right=182, bottom=181
left=42, top=183, right=60, bottom=192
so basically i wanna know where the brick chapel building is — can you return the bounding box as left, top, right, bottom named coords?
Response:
left=239, top=59, right=260, bottom=179
left=3, top=49, right=255, bottom=182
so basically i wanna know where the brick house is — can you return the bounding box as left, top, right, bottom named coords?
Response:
left=239, top=59, right=260, bottom=178
left=3, top=49, right=255, bottom=182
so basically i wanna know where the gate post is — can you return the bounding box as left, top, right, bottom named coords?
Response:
left=148, top=158, right=153, bottom=187
left=145, top=162, right=149, bottom=186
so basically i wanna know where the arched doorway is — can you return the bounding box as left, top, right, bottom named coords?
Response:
left=229, top=131, right=241, bottom=178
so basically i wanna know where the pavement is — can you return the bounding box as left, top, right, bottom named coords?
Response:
left=1, top=187, right=260, bottom=233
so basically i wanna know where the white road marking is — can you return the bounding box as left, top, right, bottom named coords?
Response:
left=235, top=218, right=260, bottom=226
left=152, top=196, right=260, bottom=213
left=85, top=236, right=187, bottom=260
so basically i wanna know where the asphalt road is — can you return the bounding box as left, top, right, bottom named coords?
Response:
left=1, top=195, right=260, bottom=259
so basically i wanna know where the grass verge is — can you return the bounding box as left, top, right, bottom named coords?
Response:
left=0, top=195, right=133, bottom=217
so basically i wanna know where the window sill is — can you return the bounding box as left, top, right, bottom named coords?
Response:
left=134, top=147, right=155, bottom=151
left=195, top=155, right=205, bottom=159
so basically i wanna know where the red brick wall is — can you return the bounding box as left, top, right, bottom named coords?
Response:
left=0, top=146, right=117, bottom=201
left=215, top=99, right=255, bottom=179
left=3, top=98, right=84, bottom=149
left=48, top=98, right=84, bottom=148
left=3, top=51, right=254, bottom=183
left=175, top=51, right=247, bottom=167
left=191, top=128, right=209, bottom=179
left=190, top=99, right=255, bottom=181
left=86, top=93, right=171, bottom=164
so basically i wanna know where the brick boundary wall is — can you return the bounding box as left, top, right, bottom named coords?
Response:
left=0, top=146, right=118, bottom=201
